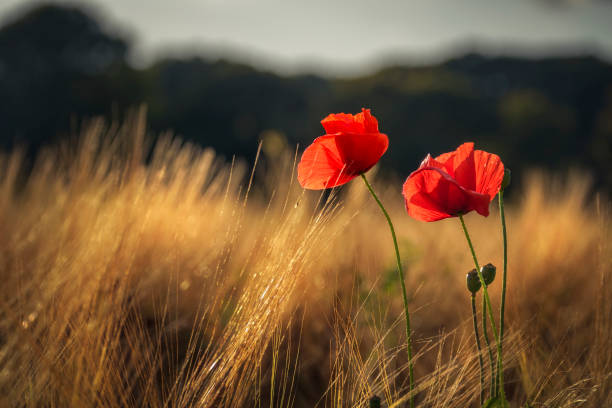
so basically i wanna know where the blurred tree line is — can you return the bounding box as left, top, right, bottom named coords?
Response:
left=1, top=4, right=611, bottom=191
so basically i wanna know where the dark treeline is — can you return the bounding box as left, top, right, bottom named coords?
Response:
left=1, top=4, right=611, bottom=190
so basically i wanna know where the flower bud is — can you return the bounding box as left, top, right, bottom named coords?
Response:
left=501, top=168, right=511, bottom=190
left=481, top=263, right=496, bottom=286
left=466, top=269, right=481, bottom=294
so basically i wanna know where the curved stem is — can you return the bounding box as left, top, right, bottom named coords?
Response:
left=482, top=294, right=496, bottom=397
left=458, top=215, right=506, bottom=403
left=471, top=295, right=485, bottom=406
left=361, top=174, right=414, bottom=408
left=497, top=190, right=508, bottom=398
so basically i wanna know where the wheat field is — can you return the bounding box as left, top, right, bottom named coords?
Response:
left=0, top=113, right=610, bottom=407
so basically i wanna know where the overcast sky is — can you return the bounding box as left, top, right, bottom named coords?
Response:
left=2, top=0, right=612, bottom=75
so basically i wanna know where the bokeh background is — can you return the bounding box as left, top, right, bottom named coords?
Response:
left=1, top=2, right=612, bottom=406
left=1, top=0, right=611, bottom=190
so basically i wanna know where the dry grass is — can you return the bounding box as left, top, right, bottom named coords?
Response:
left=0, top=112, right=610, bottom=407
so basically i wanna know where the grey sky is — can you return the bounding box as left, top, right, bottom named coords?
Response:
left=2, top=0, right=612, bottom=75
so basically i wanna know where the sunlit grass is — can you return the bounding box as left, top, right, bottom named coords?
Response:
left=0, top=112, right=610, bottom=407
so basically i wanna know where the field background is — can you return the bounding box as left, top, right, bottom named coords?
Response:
left=0, top=114, right=609, bottom=407
left=1, top=3, right=612, bottom=407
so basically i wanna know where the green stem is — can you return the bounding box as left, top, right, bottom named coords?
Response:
left=361, top=174, right=414, bottom=408
left=471, top=294, right=485, bottom=406
left=482, top=294, right=496, bottom=397
left=458, top=215, right=506, bottom=403
left=496, top=190, right=508, bottom=399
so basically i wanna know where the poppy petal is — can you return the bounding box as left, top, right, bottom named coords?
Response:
left=417, top=154, right=447, bottom=171
left=299, top=109, right=387, bottom=190
left=354, top=108, right=379, bottom=133
left=333, top=131, right=389, bottom=175
left=473, top=149, right=505, bottom=200
left=435, top=142, right=504, bottom=199
left=433, top=150, right=456, bottom=171
left=297, top=135, right=358, bottom=189
left=321, top=108, right=379, bottom=134
left=321, top=113, right=360, bottom=134
left=436, top=142, right=476, bottom=190
left=403, top=167, right=491, bottom=222
left=403, top=189, right=455, bottom=221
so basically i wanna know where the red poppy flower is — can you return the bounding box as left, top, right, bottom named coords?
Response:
left=297, top=108, right=389, bottom=190
left=402, top=142, right=504, bottom=222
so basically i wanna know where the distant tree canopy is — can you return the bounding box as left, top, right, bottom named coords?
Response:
left=1, top=4, right=611, bottom=191
left=0, top=4, right=133, bottom=146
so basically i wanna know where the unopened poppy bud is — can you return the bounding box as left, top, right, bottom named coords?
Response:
left=481, top=263, right=496, bottom=285
left=466, top=269, right=481, bottom=294
left=501, top=168, right=511, bottom=190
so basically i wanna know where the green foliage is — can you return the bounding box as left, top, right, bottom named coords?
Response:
left=483, top=395, right=510, bottom=408
left=369, top=395, right=381, bottom=408
left=483, top=396, right=499, bottom=407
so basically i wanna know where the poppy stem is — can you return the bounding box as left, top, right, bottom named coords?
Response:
left=471, top=294, right=485, bottom=406
left=482, top=292, right=496, bottom=397
left=458, top=215, right=507, bottom=404
left=496, top=190, right=508, bottom=399
left=360, top=173, right=414, bottom=408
